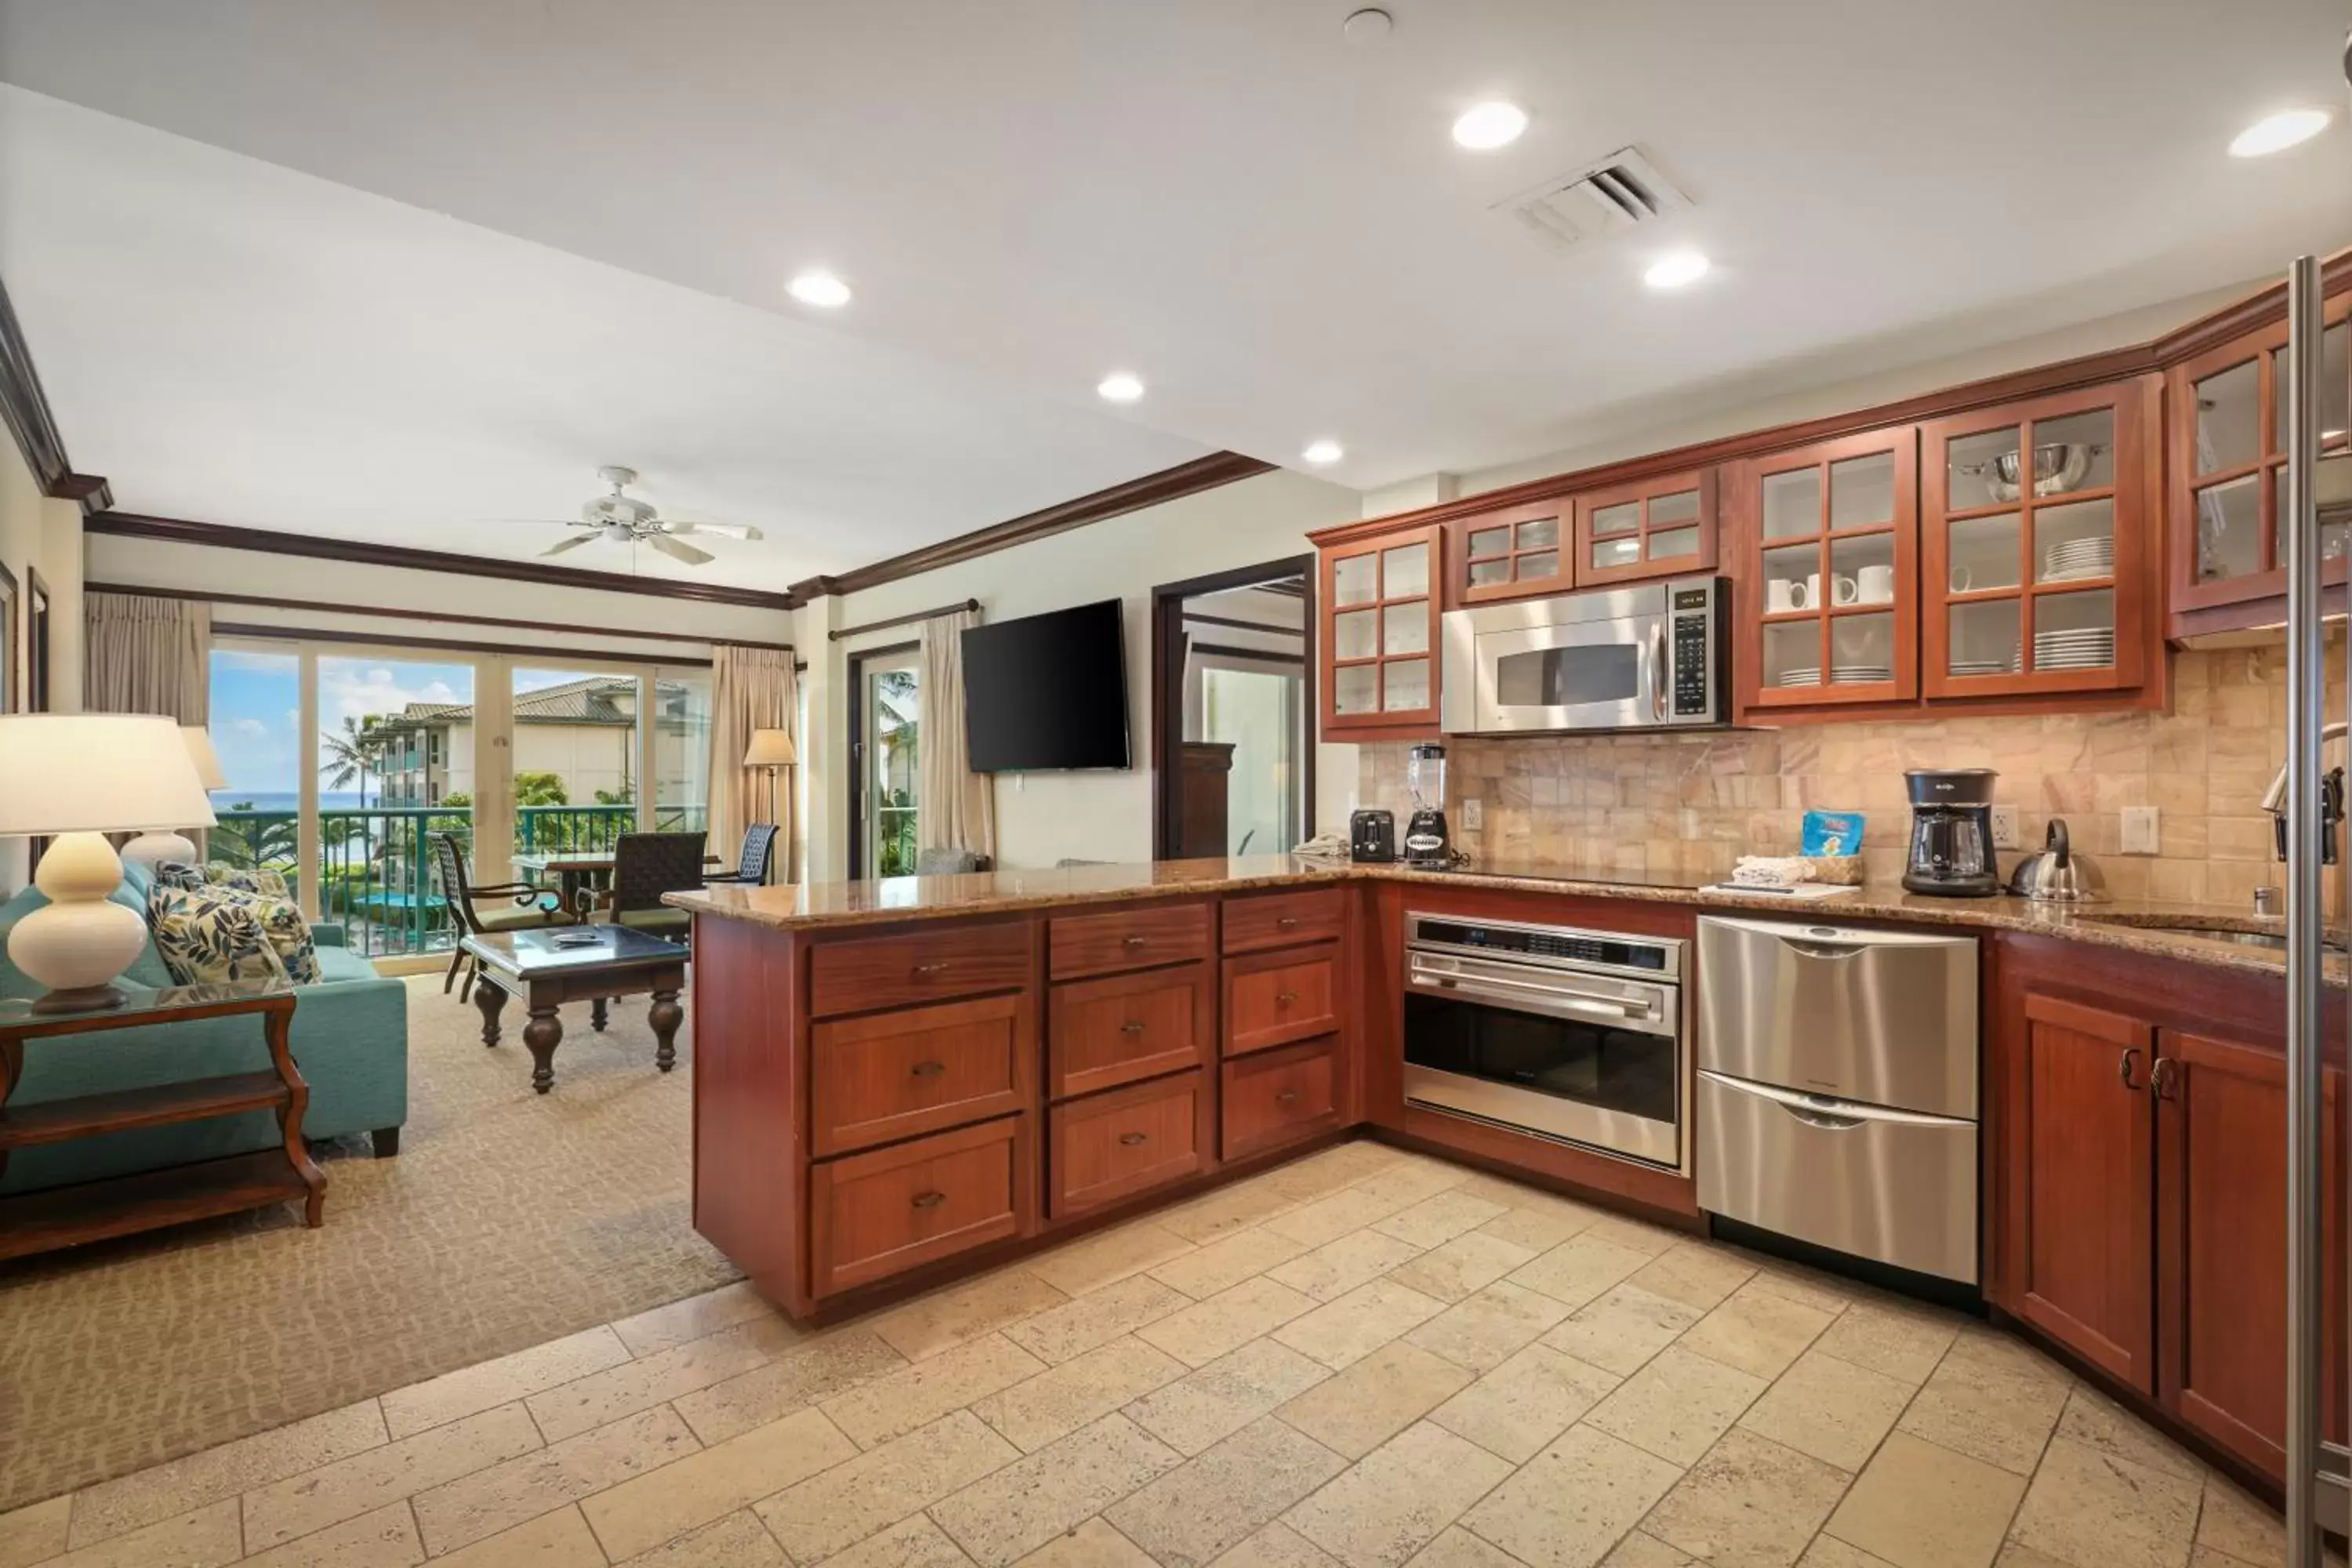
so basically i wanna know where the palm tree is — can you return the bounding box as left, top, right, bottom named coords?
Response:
left=321, top=714, right=388, bottom=808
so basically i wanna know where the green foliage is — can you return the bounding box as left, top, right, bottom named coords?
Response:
left=320, top=713, right=390, bottom=806
left=514, top=771, right=569, bottom=806
left=441, top=792, right=472, bottom=808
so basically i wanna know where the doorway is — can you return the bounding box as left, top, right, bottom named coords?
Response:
left=1150, top=557, right=1315, bottom=860
left=847, top=643, right=923, bottom=878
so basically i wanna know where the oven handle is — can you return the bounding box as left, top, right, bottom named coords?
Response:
left=1409, top=967, right=1673, bottom=1033
left=1698, top=1070, right=1974, bottom=1131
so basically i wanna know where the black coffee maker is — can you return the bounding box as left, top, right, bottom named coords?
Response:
left=1902, top=768, right=1999, bottom=896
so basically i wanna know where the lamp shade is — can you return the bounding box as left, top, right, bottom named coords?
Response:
left=180, top=725, right=230, bottom=791
left=744, top=728, right=798, bottom=768
left=0, top=714, right=220, bottom=836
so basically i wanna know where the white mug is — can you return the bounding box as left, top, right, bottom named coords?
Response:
left=1950, top=565, right=1973, bottom=593
left=1831, top=574, right=1860, bottom=607
left=1857, top=564, right=1895, bottom=604
left=1767, top=580, right=1798, bottom=613
left=1803, top=573, right=1823, bottom=610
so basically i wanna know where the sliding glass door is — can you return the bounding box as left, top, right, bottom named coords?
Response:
left=854, top=647, right=920, bottom=878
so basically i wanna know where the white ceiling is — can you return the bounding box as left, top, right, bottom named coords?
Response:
left=3, top=0, right=2351, bottom=583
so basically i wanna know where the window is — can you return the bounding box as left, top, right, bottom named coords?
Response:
left=855, top=648, right=921, bottom=877
left=653, top=669, right=712, bottom=835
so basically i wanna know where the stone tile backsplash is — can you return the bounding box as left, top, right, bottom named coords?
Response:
left=1355, top=644, right=2347, bottom=908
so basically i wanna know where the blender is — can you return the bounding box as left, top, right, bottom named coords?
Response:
left=1403, top=742, right=1454, bottom=866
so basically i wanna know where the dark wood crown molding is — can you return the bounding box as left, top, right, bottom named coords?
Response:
left=84, top=512, right=802, bottom=613
left=0, top=271, right=74, bottom=500
left=789, top=451, right=1276, bottom=601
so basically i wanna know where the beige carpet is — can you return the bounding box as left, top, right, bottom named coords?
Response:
left=0, top=974, right=739, bottom=1512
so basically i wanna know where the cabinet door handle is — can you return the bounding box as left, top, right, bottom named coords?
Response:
left=1276, top=916, right=1300, bottom=928
left=1123, top=935, right=1149, bottom=948
left=1119, top=1131, right=1149, bottom=1146
left=910, top=1060, right=946, bottom=1077
left=2151, top=1056, right=2181, bottom=1101
left=1276, top=991, right=1299, bottom=1004
left=2118, top=1047, right=2141, bottom=1091
left=1275, top=1088, right=1300, bottom=1104
left=910, top=1190, right=946, bottom=1210
left=912, top=961, right=950, bottom=976
left=1120, top=1021, right=1147, bottom=1035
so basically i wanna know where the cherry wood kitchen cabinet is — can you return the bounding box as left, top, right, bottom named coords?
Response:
left=1573, top=467, right=1717, bottom=587
left=1450, top=496, right=1573, bottom=604
left=1921, top=377, right=2158, bottom=699
left=1319, top=522, right=1443, bottom=739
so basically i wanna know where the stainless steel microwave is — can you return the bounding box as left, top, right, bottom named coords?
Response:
left=1440, top=576, right=1728, bottom=735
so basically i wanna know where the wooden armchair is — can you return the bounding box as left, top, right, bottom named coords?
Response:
left=430, top=832, right=570, bottom=1001
left=606, top=831, right=709, bottom=945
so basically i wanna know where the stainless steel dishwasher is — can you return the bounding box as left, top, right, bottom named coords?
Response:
left=1694, top=915, right=1980, bottom=1283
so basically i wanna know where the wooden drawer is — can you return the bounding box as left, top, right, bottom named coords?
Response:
left=1222, top=1038, right=1341, bottom=1162
left=811, top=993, right=1034, bottom=1156
left=1222, top=887, right=1344, bottom=955
left=1050, top=902, right=1211, bottom=980
left=1048, top=964, right=1211, bottom=1100
left=1223, top=943, right=1341, bottom=1056
left=809, top=1116, right=1029, bottom=1296
left=1049, top=1072, right=1210, bottom=1218
left=810, top=920, right=1034, bottom=1018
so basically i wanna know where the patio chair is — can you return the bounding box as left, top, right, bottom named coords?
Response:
left=702, top=822, right=779, bottom=887
left=606, top=830, right=709, bottom=945
left=429, top=832, right=571, bottom=1002
left=914, top=847, right=991, bottom=874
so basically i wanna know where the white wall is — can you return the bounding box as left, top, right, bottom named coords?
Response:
left=0, top=437, right=85, bottom=895
left=807, top=468, right=1362, bottom=877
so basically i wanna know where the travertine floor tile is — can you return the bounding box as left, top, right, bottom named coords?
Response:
left=757, top=1408, right=1017, bottom=1563
left=821, top=1334, right=1047, bottom=1449
left=1406, top=1280, right=1571, bottom=1372
left=1742, top=1262, right=1858, bottom=1318
left=671, top=1327, right=906, bottom=1445
left=819, top=1512, right=976, bottom=1568
left=1459, top=1422, right=1682, bottom=1568
left=870, top=1271, right=1071, bottom=1362
left=612, top=1279, right=786, bottom=1357
left=1141, top=1276, right=1319, bottom=1367
left=1387, top=1232, right=1538, bottom=1305
left=1803, top=1537, right=1903, bottom=1568
left=1125, top=1339, right=1334, bottom=1455
left=972, top=1337, right=1188, bottom=1453
left=1275, top=1341, right=1473, bottom=1460
left=1427, top=1344, right=1618, bottom=1463
left=614, top=1508, right=789, bottom=1566
left=2195, top=1477, right=2284, bottom=1568
left=1584, top=1216, right=1682, bottom=1258
left=42, top=1501, right=241, bottom=1568
left=1285, top=1421, right=1514, bottom=1568
left=1824, top=1431, right=2027, bottom=1568
left=1606, top=1530, right=1700, bottom=1568
left=240, top=1402, right=543, bottom=1552
left=1737, top=1348, right=1912, bottom=1473
left=1508, top=1233, right=1657, bottom=1310
left=1896, top=1330, right=2071, bottom=1477
left=929, top=1413, right=1181, bottom=1568
left=2006, top=1436, right=2201, bottom=1568
left=2050, top=1387, right=2207, bottom=1485
left=1158, top=1181, right=1305, bottom=1246
left=1542, top=1284, right=1704, bottom=1377
left=1006, top=1274, right=1193, bottom=1365
left=1370, top=1189, right=1508, bottom=1250
left=1641, top=1428, right=1852, bottom=1568
left=1676, top=1287, right=1835, bottom=1380
left=1109, top=1416, right=1348, bottom=1568
left=1026, top=1222, right=1199, bottom=1298
left=1210, top=1522, right=1342, bottom=1567
left=1413, top=1526, right=1527, bottom=1566
left=234, top=1501, right=420, bottom=1568
left=0, top=1495, right=70, bottom=1568
left=67, top=1400, right=389, bottom=1549
left=1630, top=1244, right=1759, bottom=1313
left=1278, top=1279, right=1450, bottom=1370
left=1152, top=1226, right=1311, bottom=1298
left=411, top=1404, right=697, bottom=1555
left=527, top=1320, right=782, bottom=1443
left=1809, top=1301, right=1958, bottom=1388
left=1269, top=1229, right=1427, bottom=1302
left=1266, top=1188, right=1417, bottom=1249
left=1016, top=1517, right=1160, bottom=1566
left=1348, top=1157, right=1475, bottom=1210
left=1586, top=1345, right=1769, bottom=1467
left=579, top=1405, right=855, bottom=1562
left=434, top=1504, right=606, bottom=1567
left=1475, top=1202, right=1599, bottom=1254
left=379, top=1327, right=630, bottom=1440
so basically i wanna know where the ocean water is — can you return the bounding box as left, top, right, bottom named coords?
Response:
left=211, top=792, right=376, bottom=812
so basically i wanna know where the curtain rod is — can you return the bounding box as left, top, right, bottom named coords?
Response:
left=828, top=597, right=981, bottom=642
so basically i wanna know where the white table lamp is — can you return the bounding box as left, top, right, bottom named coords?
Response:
left=0, top=714, right=219, bottom=1011
left=122, top=725, right=230, bottom=873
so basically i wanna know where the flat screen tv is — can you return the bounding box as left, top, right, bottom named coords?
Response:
left=962, top=599, right=1131, bottom=772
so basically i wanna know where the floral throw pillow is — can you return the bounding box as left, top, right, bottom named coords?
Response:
left=153, top=861, right=207, bottom=891
left=148, top=884, right=291, bottom=987
left=205, top=863, right=292, bottom=898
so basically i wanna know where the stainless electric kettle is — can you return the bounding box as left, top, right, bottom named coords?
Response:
left=2005, top=818, right=2108, bottom=903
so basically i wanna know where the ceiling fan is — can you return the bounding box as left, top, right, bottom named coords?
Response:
left=510, top=466, right=763, bottom=566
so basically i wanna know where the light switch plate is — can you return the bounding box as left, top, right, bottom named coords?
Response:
left=1462, top=797, right=1484, bottom=831
left=2121, top=805, right=2160, bottom=855
left=1990, top=804, right=2020, bottom=850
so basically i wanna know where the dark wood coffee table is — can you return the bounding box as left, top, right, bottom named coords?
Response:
left=463, top=926, right=688, bottom=1094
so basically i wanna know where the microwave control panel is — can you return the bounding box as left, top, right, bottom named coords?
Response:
left=1670, top=583, right=1715, bottom=719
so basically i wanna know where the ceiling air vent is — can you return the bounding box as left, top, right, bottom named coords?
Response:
left=1498, top=147, right=1693, bottom=252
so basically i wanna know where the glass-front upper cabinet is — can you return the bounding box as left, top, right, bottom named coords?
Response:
left=1323, top=523, right=1443, bottom=735
left=1922, top=379, right=2150, bottom=696
left=1450, top=498, right=1572, bottom=604
left=1734, top=426, right=1918, bottom=712
left=1573, top=469, right=1717, bottom=587
left=2169, top=293, right=2352, bottom=619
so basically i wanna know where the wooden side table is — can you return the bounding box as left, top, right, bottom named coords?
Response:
left=0, top=978, right=326, bottom=1261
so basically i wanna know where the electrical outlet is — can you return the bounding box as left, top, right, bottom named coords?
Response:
left=1462, top=797, right=1484, bottom=831
left=1990, top=804, right=2020, bottom=850
left=2121, top=805, right=2161, bottom=855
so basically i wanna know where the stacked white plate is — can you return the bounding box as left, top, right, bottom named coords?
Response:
left=1830, top=664, right=1893, bottom=685
left=1951, top=656, right=2019, bottom=676
left=2034, top=626, right=2114, bottom=669
left=2041, top=535, right=2114, bottom=583
left=1776, top=666, right=1823, bottom=688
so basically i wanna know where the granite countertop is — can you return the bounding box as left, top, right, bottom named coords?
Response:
left=666, top=855, right=2344, bottom=983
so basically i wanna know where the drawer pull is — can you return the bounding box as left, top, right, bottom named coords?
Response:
left=1276, top=916, right=1300, bottom=928
left=912, top=962, right=950, bottom=976
left=1275, top=1089, right=1300, bottom=1104
left=1119, top=1131, right=1150, bottom=1146
left=910, top=1060, right=947, bottom=1078
left=1121, top=1021, right=1147, bottom=1035
left=910, top=1190, right=947, bottom=1210
left=1276, top=991, right=1299, bottom=1004
left=1123, top=935, right=1149, bottom=948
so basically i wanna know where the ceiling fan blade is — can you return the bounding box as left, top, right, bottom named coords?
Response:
left=648, top=532, right=714, bottom=567
left=539, top=532, right=599, bottom=558
left=666, top=521, right=763, bottom=541
left=480, top=517, right=590, bottom=527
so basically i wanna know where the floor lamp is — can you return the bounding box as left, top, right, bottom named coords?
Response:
left=744, top=728, right=796, bottom=884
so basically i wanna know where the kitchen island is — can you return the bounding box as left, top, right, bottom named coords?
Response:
left=669, top=854, right=2345, bottom=1494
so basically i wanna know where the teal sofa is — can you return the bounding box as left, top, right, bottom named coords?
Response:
left=0, top=862, right=409, bottom=1194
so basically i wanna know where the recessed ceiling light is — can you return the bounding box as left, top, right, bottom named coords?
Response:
left=1644, top=250, right=1711, bottom=289
left=786, top=270, right=851, bottom=308
left=1451, top=101, right=1528, bottom=151
left=1302, top=439, right=1345, bottom=466
left=1097, top=372, right=1145, bottom=404
left=2230, top=108, right=2332, bottom=158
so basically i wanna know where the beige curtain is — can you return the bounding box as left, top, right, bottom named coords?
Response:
left=918, top=608, right=996, bottom=862
left=85, top=592, right=211, bottom=723
left=709, top=644, right=798, bottom=883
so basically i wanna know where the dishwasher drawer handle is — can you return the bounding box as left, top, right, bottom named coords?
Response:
left=1779, top=937, right=1867, bottom=960
left=1699, top=1069, right=1971, bottom=1129
left=1784, top=1105, right=1864, bottom=1131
